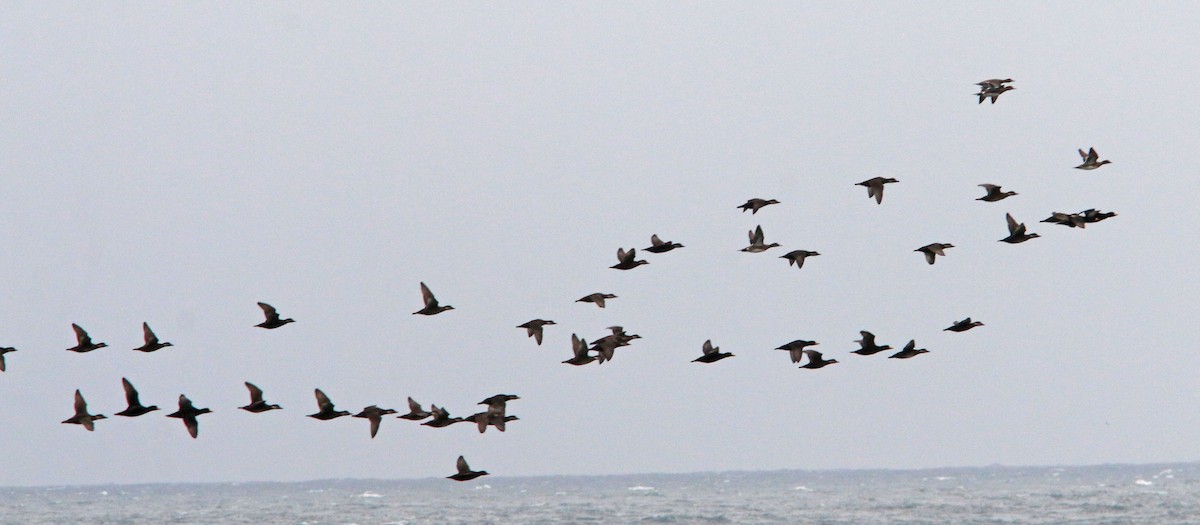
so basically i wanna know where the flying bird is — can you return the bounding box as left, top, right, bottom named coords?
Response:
left=447, top=455, right=489, bottom=481
left=856, top=177, right=898, bottom=204
left=1041, top=211, right=1087, bottom=228
left=1000, top=213, right=1040, bottom=244
left=799, top=349, right=838, bottom=369
left=240, top=382, right=282, bottom=413
left=1075, top=147, right=1111, bottom=170
left=889, top=340, right=929, bottom=359
left=61, top=390, right=106, bottom=431
left=166, top=394, right=211, bottom=439
left=915, top=243, right=954, bottom=265
left=421, top=405, right=464, bottom=428
left=852, top=331, right=893, bottom=356
left=353, top=405, right=398, bottom=439
left=741, top=225, right=780, bottom=253
left=413, top=282, right=454, bottom=315
left=693, top=339, right=734, bottom=363
left=945, top=318, right=984, bottom=332
left=0, top=346, right=15, bottom=372
left=115, top=378, right=159, bottom=417
left=976, top=78, right=1013, bottom=89
left=255, top=302, right=294, bottom=329
left=563, top=334, right=598, bottom=366
left=777, top=339, right=819, bottom=363
left=397, top=397, right=432, bottom=421
left=576, top=293, right=617, bottom=308
left=307, top=389, right=350, bottom=420
left=611, top=248, right=649, bottom=270
left=66, top=323, right=107, bottom=353
left=1081, top=209, right=1117, bottom=224
left=465, top=411, right=519, bottom=433
left=133, top=322, right=173, bottom=352
left=517, top=319, right=556, bottom=345
left=780, top=250, right=820, bottom=269
left=737, top=198, right=780, bottom=214
left=975, top=84, right=1015, bottom=104
left=977, top=184, right=1017, bottom=202
left=644, top=234, right=684, bottom=253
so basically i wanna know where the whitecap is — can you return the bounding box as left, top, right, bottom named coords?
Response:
left=627, top=486, right=655, bottom=491
left=793, top=486, right=812, bottom=492
left=356, top=491, right=383, bottom=498
left=474, top=484, right=492, bottom=490
left=1135, top=479, right=1153, bottom=486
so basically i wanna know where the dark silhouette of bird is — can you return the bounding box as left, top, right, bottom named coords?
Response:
left=398, top=397, right=432, bottom=421
left=915, top=243, right=954, bottom=265
left=115, top=378, right=159, bottom=417
left=975, top=84, right=1015, bottom=104
left=465, top=411, right=519, bottom=433
left=133, top=322, right=173, bottom=352
left=799, top=349, right=838, bottom=369
left=693, top=339, right=733, bottom=363
left=889, top=340, right=929, bottom=359
left=353, top=405, right=398, bottom=438
left=611, top=248, right=648, bottom=270
left=852, top=331, right=893, bottom=356
left=976, top=78, right=1013, bottom=89
left=448, top=455, right=489, bottom=481
left=856, top=177, right=898, bottom=204
left=517, top=319, right=555, bottom=345
left=255, top=302, right=294, bottom=329
left=1075, top=147, right=1111, bottom=170
left=1000, top=213, right=1040, bottom=244
left=66, top=323, right=107, bottom=353
left=1041, top=211, right=1087, bottom=228
left=413, top=282, right=454, bottom=315
left=741, top=225, right=781, bottom=253
left=644, top=234, right=684, bottom=253
left=166, top=394, right=211, bottom=438
left=977, top=184, right=1017, bottom=202
left=479, top=394, right=520, bottom=414
left=576, top=293, right=617, bottom=308
left=61, top=390, right=105, bottom=431
left=1081, top=209, right=1117, bottom=224
left=945, top=318, right=984, bottom=332
left=592, top=326, right=641, bottom=364
left=421, top=405, right=464, bottom=428
left=777, top=340, right=819, bottom=363
left=307, top=389, right=350, bottom=420
left=239, top=382, right=282, bottom=413
left=780, top=250, right=820, bottom=269
left=0, top=346, right=15, bottom=372
left=737, top=198, right=779, bottom=214
left=563, top=334, right=597, bottom=366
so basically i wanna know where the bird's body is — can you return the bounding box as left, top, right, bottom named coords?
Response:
left=1041, top=211, right=1087, bottom=228
left=975, top=84, right=1015, bottom=104
left=0, top=346, right=15, bottom=372
left=799, top=349, right=838, bottom=369
left=852, top=331, right=892, bottom=356
left=115, top=378, right=159, bottom=417
left=517, top=319, right=555, bottom=345
left=133, top=322, right=173, bottom=352
left=693, top=339, right=733, bottom=363
left=240, top=382, right=282, bottom=413
left=563, top=334, right=597, bottom=366
left=889, top=340, right=929, bottom=359
left=464, top=411, right=519, bottom=433
left=1000, top=213, right=1040, bottom=243
left=915, top=243, right=954, bottom=265
left=611, top=248, right=648, bottom=270
left=255, top=302, right=294, bottom=329
left=166, top=394, right=211, bottom=438
left=857, top=177, right=898, bottom=204
left=644, top=234, right=683, bottom=253
left=977, top=184, right=1017, bottom=202
left=976, top=78, right=1014, bottom=89
left=741, top=225, right=780, bottom=253
left=422, top=405, right=464, bottom=427
left=448, top=456, right=489, bottom=481
left=777, top=340, right=819, bottom=363
left=66, top=323, right=107, bottom=353
left=413, top=282, right=454, bottom=315
left=354, top=405, right=398, bottom=438
left=737, top=198, right=779, bottom=214
left=62, top=390, right=105, bottom=431
left=945, top=318, right=984, bottom=332
left=780, top=250, right=820, bottom=269
left=576, top=293, right=616, bottom=308
left=1075, top=147, right=1111, bottom=170
left=398, top=397, right=432, bottom=421
left=307, top=388, right=350, bottom=420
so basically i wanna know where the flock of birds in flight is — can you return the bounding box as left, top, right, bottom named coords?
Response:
left=3, top=78, right=1117, bottom=482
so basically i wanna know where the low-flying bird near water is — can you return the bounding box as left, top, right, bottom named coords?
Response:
left=852, top=331, right=892, bottom=356
left=856, top=177, right=898, bottom=204
left=307, top=389, right=350, bottom=420
left=780, top=250, right=820, bottom=269
left=737, top=198, right=779, bottom=214
left=977, top=184, right=1017, bottom=202
left=62, top=390, right=105, bottom=431
left=915, top=243, right=954, bottom=265
left=693, top=339, right=733, bottom=363
left=133, top=322, right=172, bottom=352
left=66, top=324, right=107, bottom=353
left=447, top=456, right=489, bottom=481
left=413, top=282, right=454, bottom=315
left=945, top=318, right=984, bottom=332
left=166, top=394, right=211, bottom=439
left=517, top=319, right=555, bottom=345
left=255, top=302, right=294, bottom=329
left=611, top=248, right=648, bottom=270
left=777, top=340, right=819, bottom=363
left=398, top=397, right=432, bottom=421
left=1075, top=147, right=1111, bottom=170
left=1000, top=213, right=1040, bottom=244
left=353, top=405, right=397, bottom=438
left=889, top=340, right=929, bottom=359
left=576, top=293, right=617, bottom=308
left=799, top=349, right=838, bottom=369
left=644, top=234, right=683, bottom=253
left=239, top=382, right=282, bottom=413
left=741, top=225, right=780, bottom=253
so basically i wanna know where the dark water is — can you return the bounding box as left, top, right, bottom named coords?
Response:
left=2, top=463, right=1197, bottom=524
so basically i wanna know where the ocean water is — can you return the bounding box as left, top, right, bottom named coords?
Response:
left=2, top=463, right=1198, bottom=524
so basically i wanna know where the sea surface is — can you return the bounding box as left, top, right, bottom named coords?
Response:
left=2, top=463, right=1198, bottom=524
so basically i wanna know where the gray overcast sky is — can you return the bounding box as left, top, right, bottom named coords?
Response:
left=2, top=3, right=1199, bottom=486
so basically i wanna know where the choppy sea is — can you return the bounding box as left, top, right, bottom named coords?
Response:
left=2, top=463, right=1198, bottom=524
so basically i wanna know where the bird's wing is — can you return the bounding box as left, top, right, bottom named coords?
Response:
left=72, top=323, right=89, bottom=344
left=702, top=340, right=715, bottom=355
left=419, top=282, right=436, bottom=305
left=178, top=394, right=195, bottom=411
left=650, top=234, right=663, bottom=246
left=904, top=340, right=916, bottom=352
left=533, top=327, right=544, bottom=345
left=257, top=302, right=277, bottom=317
left=122, top=378, right=141, bottom=406
left=314, top=389, right=333, bottom=409
left=185, top=417, right=199, bottom=438
left=924, top=250, right=936, bottom=265
left=407, top=397, right=424, bottom=412
left=457, top=456, right=471, bottom=474
left=142, top=322, right=157, bottom=343
left=1006, top=213, right=1019, bottom=235
left=1087, top=147, right=1099, bottom=162
left=246, top=382, right=265, bottom=403
left=860, top=331, right=876, bottom=346
left=74, top=389, right=87, bottom=414
left=369, top=417, right=381, bottom=438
